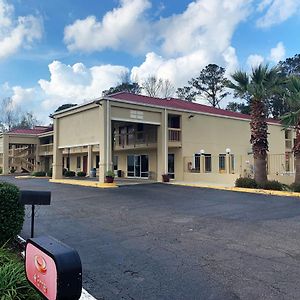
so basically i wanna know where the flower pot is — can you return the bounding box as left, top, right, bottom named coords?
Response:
left=105, top=176, right=114, bottom=183
left=162, top=174, right=170, bottom=182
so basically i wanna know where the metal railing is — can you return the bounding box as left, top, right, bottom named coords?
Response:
left=39, top=143, right=53, bottom=155
left=168, top=128, right=181, bottom=142
left=114, top=131, right=157, bottom=148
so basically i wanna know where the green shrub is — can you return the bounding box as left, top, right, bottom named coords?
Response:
left=235, top=177, right=257, bottom=189
left=10, top=167, right=16, bottom=174
left=0, top=167, right=2, bottom=174
left=77, top=171, right=86, bottom=177
left=258, top=180, right=284, bottom=191
left=32, top=171, right=46, bottom=177
left=105, top=170, right=115, bottom=178
left=0, top=246, right=41, bottom=299
left=47, top=168, right=52, bottom=177
left=290, top=183, right=300, bottom=192
left=0, top=182, right=24, bottom=245
left=64, top=170, right=76, bottom=177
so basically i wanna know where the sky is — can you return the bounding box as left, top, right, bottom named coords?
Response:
left=0, top=0, right=300, bottom=123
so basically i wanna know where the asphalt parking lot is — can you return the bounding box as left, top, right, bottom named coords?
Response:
left=2, top=176, right=300, bottom=300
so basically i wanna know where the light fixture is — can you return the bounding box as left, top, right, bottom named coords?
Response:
left=188, top=114, right=195, bottom=119
left=226, top=148, right=231, bottom=154
left=200, top=149, right=205, bottom=155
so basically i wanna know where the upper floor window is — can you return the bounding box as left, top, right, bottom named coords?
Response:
left=168, top=114, right=180, bottom=129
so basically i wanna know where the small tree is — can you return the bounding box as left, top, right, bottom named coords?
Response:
left=142, top=75, right=175, bottom=98
left=228, top=64, right=282, bottom=184
left=281, top=76, right=300, bottom=185
left=0, top=182, right=24, bottom=245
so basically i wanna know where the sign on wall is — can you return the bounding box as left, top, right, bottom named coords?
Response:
left=25, top=236, right=82, bottom=300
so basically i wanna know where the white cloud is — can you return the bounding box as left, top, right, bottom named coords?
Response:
left=64, top=0, right=151, bottom=53
left=269, top=42, right=285, bottom=63
left=131, top=0, right=251, bottom=86
left=256, top=0, right=300, bottom=28
left=39, top=60, right=128, bottom=111
left=0, top=0, right=42, bottom=59
left=247, top=54, right=264, bottom=68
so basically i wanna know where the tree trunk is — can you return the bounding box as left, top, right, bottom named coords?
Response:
left=250, top=99, right=268, bottom=184
left=254, top=154, right=268, bottom=183
left=293, top=121, right=300, bottom=185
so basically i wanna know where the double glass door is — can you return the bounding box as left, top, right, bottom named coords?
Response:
left=127, top=155, right=149, bottom=178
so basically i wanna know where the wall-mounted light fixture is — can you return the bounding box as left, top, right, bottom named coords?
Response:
left=188, top=114, right=195, bottom=119
left=226, top=148, right=231, bottom=154
left=200, top=149, right=205, bottom=155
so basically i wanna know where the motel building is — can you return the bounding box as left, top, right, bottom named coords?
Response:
left=0, top=92, right=296, bottom=185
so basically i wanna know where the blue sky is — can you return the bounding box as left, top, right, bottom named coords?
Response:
left=1, top=0, right=300, bottom=122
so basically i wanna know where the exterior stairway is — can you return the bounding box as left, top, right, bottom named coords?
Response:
left=9, top=145, right=35, bottom=173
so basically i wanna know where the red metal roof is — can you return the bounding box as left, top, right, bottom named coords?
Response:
left=109, top=92, right=280, bottom=124
left=8, top=125, right=53, bottom=135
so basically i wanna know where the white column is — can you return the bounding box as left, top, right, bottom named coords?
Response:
left=87, top=145, right=93, bottom=176
left=2, top=135, right=9, bottom=175
left=52, top=118, right=63, bottom=179
left=157, top=109, right=168, bottom=181
left=98, top=100, right=112, bottom=183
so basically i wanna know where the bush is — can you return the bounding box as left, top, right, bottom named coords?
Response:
left=105, top=170, right=115, bottom=178
left=290, top=183, right=300, bottom=192
left=235, top=177, right=257, bottom=189
left=258, top=180, right=284, bottom=191
left=77, top=171, right=86, bottom=177
left=10, top=167, right=16, bottom=174
left=0, top=182, right=24, bottom=245
left=47, top=169, right=52, bottom=177
left=64, top=170, right=76, bottom=177
left=32, top=171, right=46, bottom=177
left=0, top=246, right=41, bottom=299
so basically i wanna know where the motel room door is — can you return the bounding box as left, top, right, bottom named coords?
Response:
left=83, top=156, right=88, bottom=173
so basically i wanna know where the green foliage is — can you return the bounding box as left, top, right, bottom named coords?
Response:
left=0, top=246, right=41, bottom=300
left=10, top=167, right=16, bottom=174
left=32, top=171, right=46, bottom=177
left=258, top=180, right=284, bottom=191
left=55, top=104, right=77, bottom=113
left=235, top=177, right=258, bottom=189
left=77, top=171, right=86, bottom=177
left=0, top=182, right=24, bottom=245
left=105, top=170, right=115, bottom=178
left=64, top=171, right=76, bottom=177
left=0, top=167, right=2, bottom=174
left=177, top=64, right=229, bottom=107
left=290, top=183, right=300, bottom=192
left=226, top=102, right=250, bottom=114
left=103, top=82, right=141, bottom=96
left=47, top=169, right=52, bottom=177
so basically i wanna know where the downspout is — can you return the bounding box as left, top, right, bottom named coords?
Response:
left=164, top=109, right=168, bottom=174
left=106, top=99, right=110, bottom=172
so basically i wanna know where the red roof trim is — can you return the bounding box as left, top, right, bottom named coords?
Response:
left=108, top=92, right=280, bottom=125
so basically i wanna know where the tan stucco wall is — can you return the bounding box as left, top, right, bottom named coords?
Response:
left=58, top=107, right=101, bottom=148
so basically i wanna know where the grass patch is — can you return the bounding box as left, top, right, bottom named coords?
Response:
left=0, top=244, right=41, bottom=300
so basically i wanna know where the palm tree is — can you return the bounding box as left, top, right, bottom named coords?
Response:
left=281, top=76, right=300, bottom=185
left=228, top=64, right=281, bottom=184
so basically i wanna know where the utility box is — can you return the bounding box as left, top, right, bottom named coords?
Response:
left=25, top=236, right=82, bottom=300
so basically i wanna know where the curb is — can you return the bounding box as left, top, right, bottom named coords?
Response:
left=15, top=176, right=51, bottom=179
left=168, top=182, right=300, bottom=198
left=49, top=179, right=118, bottom=189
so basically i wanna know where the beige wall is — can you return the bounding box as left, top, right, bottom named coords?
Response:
left=58, top=107, right=100, bottom=148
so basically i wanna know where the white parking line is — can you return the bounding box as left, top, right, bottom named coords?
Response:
left=17, top=235, right=97, bottom=300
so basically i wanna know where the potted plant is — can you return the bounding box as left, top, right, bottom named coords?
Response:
left=162, top=174, right=170, bottom=182
left=105, top=170, right=115, bottom=183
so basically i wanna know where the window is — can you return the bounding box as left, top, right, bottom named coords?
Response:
left=229, top=154, right=235, bottom=173
left=194, top=154, right=201, bottom=172
left=204, top=154, right=212, bottom=172
left=219, top=154, right=226, bottom=173
left=96, top=155, right=100, bottom=169
left=168, top=115, right=180, bottom=128
left=113, top=156, right=118, bottom=171
left=77, top=156, right=81, bottom=169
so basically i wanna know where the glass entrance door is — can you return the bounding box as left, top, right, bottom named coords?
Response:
left=168, top=154, right=175, bottom=179
left=127, top=155, right=149, bottom=178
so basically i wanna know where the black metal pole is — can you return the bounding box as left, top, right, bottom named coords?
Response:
left=31, top=204, right=35, bottom=238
